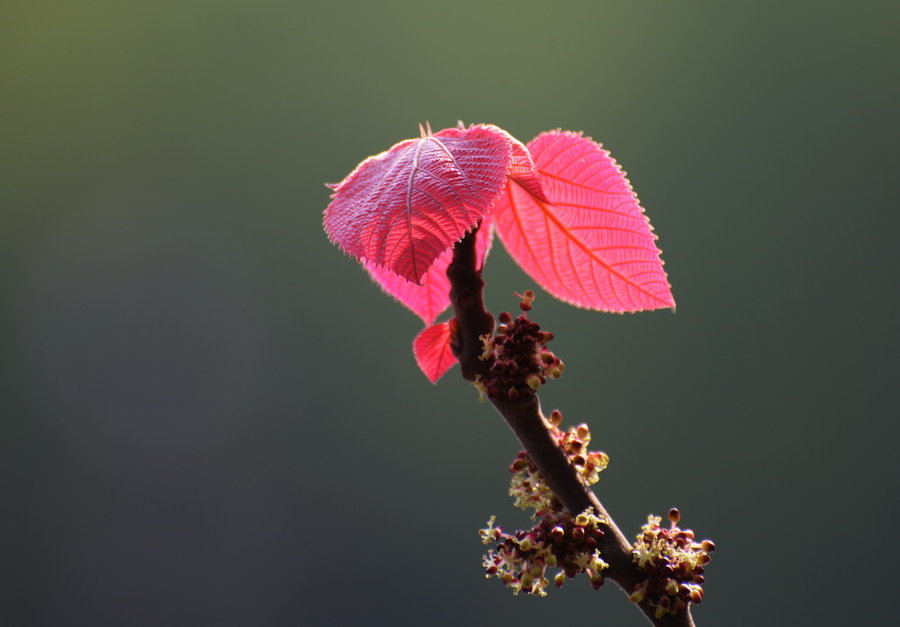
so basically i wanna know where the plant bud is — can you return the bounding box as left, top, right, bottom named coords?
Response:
left=515, top=290, right=535, bottom=310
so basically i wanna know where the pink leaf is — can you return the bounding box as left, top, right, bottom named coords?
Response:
left=492, top=131, right=675, bottom=312
left=323, top=124, right=513, bottom=284
left=365, top=217, right=494, bottom=325
left=413, top=321, right=457, bottom=383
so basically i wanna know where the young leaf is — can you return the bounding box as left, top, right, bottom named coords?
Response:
left=365, top=218, right=494, bottom=325
left=323, top=124, right=513, bottom=284
left=413, top=321, right=457, bottom=383
left=492, top=131, right=675, bottom=312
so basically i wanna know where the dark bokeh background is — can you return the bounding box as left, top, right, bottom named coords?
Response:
left=3, top=1, right=898, bottom=625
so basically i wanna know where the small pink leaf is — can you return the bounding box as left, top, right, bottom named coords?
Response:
left=492, top=131, right=675, bottom=312
left=365, top=217, right=494, bottom=325
left=324, top=124, right=513, bottom=283
left=413, top=321, right=457, bottom=383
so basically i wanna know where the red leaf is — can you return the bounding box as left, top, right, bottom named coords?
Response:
left=323, top=124, right=513, bottom=284
left=413, top=321, right=457, bottom=383
left=492, top=131, right=675, bottom=312
left=365, top=217, right=494, bottom=325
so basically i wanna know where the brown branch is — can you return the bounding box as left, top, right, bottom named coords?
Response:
left=447, top=228, right=695, bottom=627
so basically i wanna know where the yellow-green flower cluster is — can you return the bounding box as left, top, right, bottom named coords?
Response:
left=550, top=413, right=609, bottom=487
left=480, top=509, right=608, bottom=596
left=482, top=408, right=612, bottom=597
left=629, top=509, right=715, bottom=619
left=508, top=411, right=609, bottom=516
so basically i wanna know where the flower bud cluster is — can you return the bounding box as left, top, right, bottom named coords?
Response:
left=481, top=410, right=611, bottom=596
left=476, top=291, right=565, bottom=402
left=480, top=509, right=608, bottom=596
left=629, top=509, right=716, bottom=619
left=547, top=410, right=609, bottom=488
left=509, top=412, right=609, bottom=516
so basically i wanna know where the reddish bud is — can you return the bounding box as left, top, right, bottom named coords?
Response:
left=515, top=290, right=536, bottom=311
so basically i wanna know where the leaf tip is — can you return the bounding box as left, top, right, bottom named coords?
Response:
left=413, top=322, right=458, bottom=383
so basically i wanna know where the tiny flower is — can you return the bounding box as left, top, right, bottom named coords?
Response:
left=479, top=334, right=495, bottom=361
left=515, top=290, right=536, bottom=311
left=479, top=516, right=501, bottom=544
left=471, top=377, right=488, bottom=403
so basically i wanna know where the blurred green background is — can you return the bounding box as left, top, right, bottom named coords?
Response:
left=3, top=1, right=898, bottom=625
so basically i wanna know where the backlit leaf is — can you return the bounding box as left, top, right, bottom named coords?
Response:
left=324, top=124, right=513, bottom=283
left=365, top=218, right=494, bottom=325
left=492, top=131, right=674, bottom=312
left=413, top=321, right=457, bottom=383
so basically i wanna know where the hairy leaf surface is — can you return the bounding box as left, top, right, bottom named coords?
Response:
left=324, top=124, right=513, bottom=283
left=413, top=321, right=457, bottom=383
left=365, top=218, right=493, bottom=325
left=493, top=131, right=674, bottom=312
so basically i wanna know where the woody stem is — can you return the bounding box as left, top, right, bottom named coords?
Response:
left=447, top=227, right=694, bottom=627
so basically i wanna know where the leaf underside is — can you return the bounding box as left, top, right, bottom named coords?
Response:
left=492, top=131, right=674, bottom=312
left=324, top=124, right=513, bottom=284
left=365, top=217, right=494, bottom=326
left=413, top=321, right=457, bottom=383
